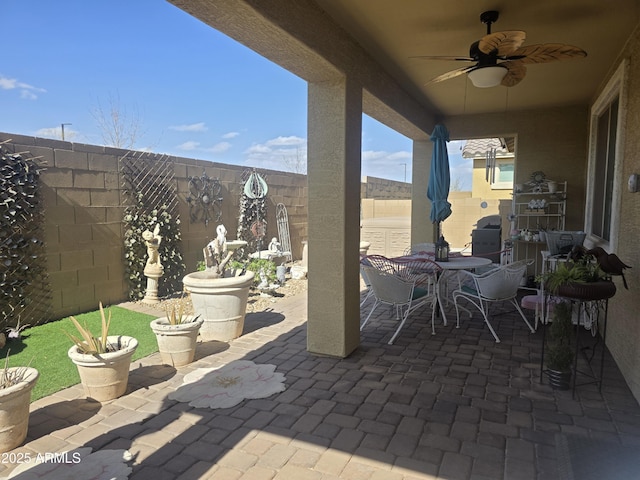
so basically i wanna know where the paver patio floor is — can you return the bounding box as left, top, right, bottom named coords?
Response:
left=2, top=290, right=640, bottom=479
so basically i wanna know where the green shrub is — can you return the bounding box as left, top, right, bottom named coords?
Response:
left=229, top=258, right=277, bottom=284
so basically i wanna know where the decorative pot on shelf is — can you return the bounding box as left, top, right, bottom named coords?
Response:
left=183, top=270, right=255, bottom=342
left=547, top=181, right=558, bottom=193
left=150, top=316, right=204, bottom=367
left=67, top=335, right=138, bottom=402
left=0, top=367, right=39, bottom=452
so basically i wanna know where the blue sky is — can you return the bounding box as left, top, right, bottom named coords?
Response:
left=2, top=0, right=472, bottom=188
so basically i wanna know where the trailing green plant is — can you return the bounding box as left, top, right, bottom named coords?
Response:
left=123, top=194, right=185, bottom=300
left=0, top=350, right=33, bottom=389
left=231, top=258, right=277, bottom=284
left=0, top=147, right=52, bottom=331
left=65, top=302, right=114, bottom=354
left=163, top=293, right=200, bottom=325
left=538, top=255, right=607, bottom=294
left=546, top=301, right=574, bottom=372
left=121, top=154, right=185, bottom=300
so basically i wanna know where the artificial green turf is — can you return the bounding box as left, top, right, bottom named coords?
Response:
left=1, top=306, right=159, bottom=401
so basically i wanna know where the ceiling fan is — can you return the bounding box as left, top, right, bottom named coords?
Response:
left=413, top=11, right=587, bottom=88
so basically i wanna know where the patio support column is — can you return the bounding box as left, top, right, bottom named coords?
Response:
left=306, top=76, right=362, bottom=357
left=411, top=140, right=437, bottom=243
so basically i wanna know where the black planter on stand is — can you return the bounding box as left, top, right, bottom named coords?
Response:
left=540, top=280, right=616, bottom=396
left=546, top=368, right=572, bottom=390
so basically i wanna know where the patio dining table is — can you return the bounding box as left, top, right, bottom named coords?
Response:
left=394, top=253, right=493, bottom=324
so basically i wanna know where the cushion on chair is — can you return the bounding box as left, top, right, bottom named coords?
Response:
left=520, top=294, right=543, bottom=310
left=412, top=286, right=428, bottom=300
left=460, top=284, right=478, bottom=296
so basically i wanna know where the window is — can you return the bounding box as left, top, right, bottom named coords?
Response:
left=491, top=160, right=514, bottom=189
left=585, top=61, right=626, bottom=250
left=591, top=98, right=618, bottom=240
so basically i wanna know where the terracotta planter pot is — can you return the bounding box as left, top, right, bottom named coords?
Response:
left=554, top=280, right=616, bottom=301
left=0, top=367, right=39, bottom=453
left=68, top=335, right=138, bottom=402
left=150, top=316, right=203, bottom=367
left=183, top=270, right=255, bottom=342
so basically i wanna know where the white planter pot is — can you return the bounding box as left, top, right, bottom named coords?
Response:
left=67, top=335, right=138, bottom=402
left=150, top=316, right=204, bottom=367
left=0, top=367, right=39, bottom=453
left=183, top=270, right=255, bottom=342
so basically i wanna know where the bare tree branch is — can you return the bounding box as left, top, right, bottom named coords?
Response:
left=90, top=92, right=145, bottom=149
left=282, top=146, right=306, bottom=174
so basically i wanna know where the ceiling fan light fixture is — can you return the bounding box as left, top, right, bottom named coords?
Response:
left=468, top=65, right=508, bottom=88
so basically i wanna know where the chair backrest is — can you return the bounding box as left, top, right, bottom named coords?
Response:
left=361, top=265, right=415, bottom=304
left=474, top=261, right=529, bottom=300
left=359, top=255, right=372, bottom=286
left=363, top=254, right=440, bottom=285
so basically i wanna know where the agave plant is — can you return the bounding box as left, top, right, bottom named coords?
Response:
left=163, top=293, right=199, bottom=325
left=0, top=350, right=33, bottom=389
left=65, top=302, right=113, bottom=354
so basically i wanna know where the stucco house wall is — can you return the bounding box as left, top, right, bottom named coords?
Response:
left=471, top=157, right=514, bottom=200
left=594, top=26, right=640, bottom=400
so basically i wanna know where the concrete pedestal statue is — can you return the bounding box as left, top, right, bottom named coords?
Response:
left=142, top=224, right=164, bottom=304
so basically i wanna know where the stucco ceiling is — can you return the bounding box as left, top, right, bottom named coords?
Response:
left=314, top=0, right=640, bottom=117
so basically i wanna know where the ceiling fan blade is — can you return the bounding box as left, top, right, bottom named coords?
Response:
left=507, top=43, right=587, bottom=64
left=500, top=61, right=527, bottom=87
left=478, top=31, right=526, bottom=56
left=426, top=65, right=475, bottom=85
left=410, top=55, right=474, bottom=62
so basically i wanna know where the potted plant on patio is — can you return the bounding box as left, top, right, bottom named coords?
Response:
left=150, top=294, right=203, bottom=367
left=66, top=303, right=138, bottom=402
left=545, top=301, right=574, bottom=390
left=183, top=225, right=254, bottom=342
left=0, top=355, right=39, bottom=452
left=541, top=252, right=616, bottom=301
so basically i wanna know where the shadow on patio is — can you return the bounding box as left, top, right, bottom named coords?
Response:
left=6, top=291, right=640, bottom=480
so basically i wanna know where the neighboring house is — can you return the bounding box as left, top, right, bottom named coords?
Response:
left=361, top=138, right=514, bottom=254
left=463, top=137, right=515, bottom=197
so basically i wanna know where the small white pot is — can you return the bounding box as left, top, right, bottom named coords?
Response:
left=68, top=336, right=138, bottom=402
left=150, top=316, right=204, bottom=367
left=0, top=367, right=39, bottom=453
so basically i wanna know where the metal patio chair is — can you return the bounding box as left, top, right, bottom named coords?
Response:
left=452, top=259, right=536, bottom=342
left=360, top=255, right=440, bottom=344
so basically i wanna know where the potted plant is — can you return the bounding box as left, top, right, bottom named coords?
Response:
left=183, top=225, right=255, bottom=342
left=0, top=354, right=38, bottom=452
left=541, top=253, right=616, bottom=301
left=66, top=303, right=138, bottom=402
left=545, top=301, right=574, bottom=390
left=150, top=294, right=203, bottom=367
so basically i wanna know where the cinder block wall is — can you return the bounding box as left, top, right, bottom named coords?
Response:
left=0, top=132, right=418, bottom=321
left=0, top=133, right=308, bottom=320
left=361, top=176, right=411, bottom=199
